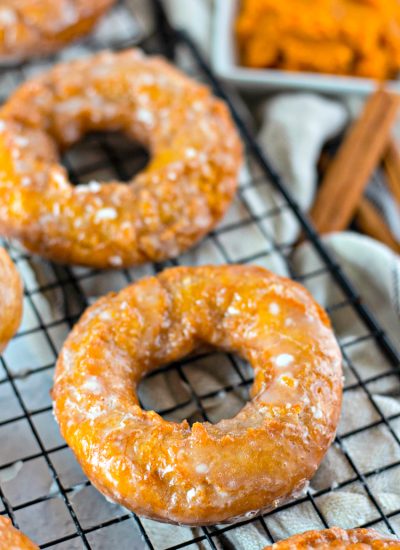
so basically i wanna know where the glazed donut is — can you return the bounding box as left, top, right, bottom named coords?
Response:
left=265, top=527, right=400, bottom=549
left=0, top=50, right=241, bottom=268
left=0, top=247, right=23, bottom=352
left=0, top=1, right=115, bottom=62
left=53, top=265, right=342, bottom=525
left=0, top=516, right=38, bottom=550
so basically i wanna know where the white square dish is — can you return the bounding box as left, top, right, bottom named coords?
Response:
left=212, top=0, right=400, bottom=95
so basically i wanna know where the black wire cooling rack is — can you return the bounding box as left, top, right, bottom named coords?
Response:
left=1, top=1, right=400, bottom=548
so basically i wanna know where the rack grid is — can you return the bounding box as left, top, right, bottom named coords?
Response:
left=0, top=1, right=400, bottom=548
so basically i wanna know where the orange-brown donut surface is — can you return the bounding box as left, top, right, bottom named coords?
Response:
left=0, top=50, right=242, bottom=268
left=0, top=516, right=38, bottom=550
left=53, top=265, right=342, bottom=525
left=0, top=0, right=115, bottom=62
left=266, top=527, right=400, bottom=549
left=0, top=247, right=22, bottom=352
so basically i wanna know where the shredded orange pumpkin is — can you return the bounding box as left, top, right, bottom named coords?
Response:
left=236, top=0, right=400, bottom=79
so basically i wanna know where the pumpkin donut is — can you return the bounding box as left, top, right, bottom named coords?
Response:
left=265, top=527, right=400, bottom=549
left=0, top=50, right=242, bottom=268
left=0, top=247, right=23, bottom=352
left=0, top=0, right=116, bottom=63
left=53, top=265, right=342, bottom=525
left=0, top=516, right=38, bottom=550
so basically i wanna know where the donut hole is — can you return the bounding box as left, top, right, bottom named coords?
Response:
left=61, top=131, right=150, bottom=185
left=138, top=351, right=252, bottom=426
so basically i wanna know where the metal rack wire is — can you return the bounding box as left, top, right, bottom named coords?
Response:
left=0, top=1, right=400, bottom=548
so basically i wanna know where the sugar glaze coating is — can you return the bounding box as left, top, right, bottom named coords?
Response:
left=53, top=265, right=342, bottom=525
left=0, top=516, right=38, bottom=549
left=0, top=49, right=242, bottom=268
left=0, top=247, right=22, bottom=352
left=0, top=0, right=115, bottom=62
left=266, top=527, right=400, bottom=549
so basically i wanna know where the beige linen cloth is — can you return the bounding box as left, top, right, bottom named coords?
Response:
left=0, top=1, right=399, bottom=549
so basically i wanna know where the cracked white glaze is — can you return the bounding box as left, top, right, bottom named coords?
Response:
left=53, top=265, right=343, bottom=525
left=0, top=247, right=22, bottom=353
left=0, top=0, right=115, bottom=61
left=266, top=527, right=400, bottom=549
left=0, top=50, right=241, bottom=268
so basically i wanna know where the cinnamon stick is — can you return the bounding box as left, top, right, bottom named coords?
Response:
left=355, top=197, right=400, bottom=254
left=310, top=89, right=400, bottom=234
left=383, top=137, right=400, bottom=205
